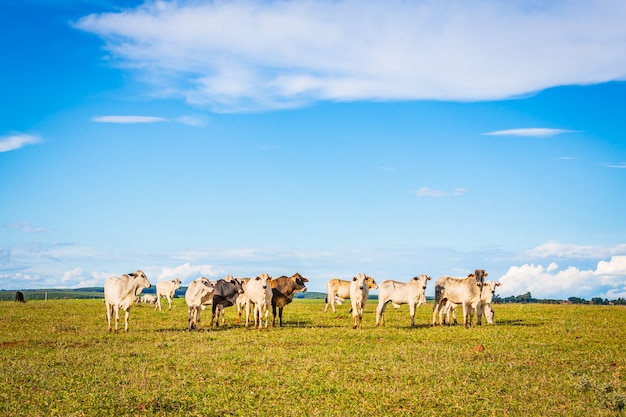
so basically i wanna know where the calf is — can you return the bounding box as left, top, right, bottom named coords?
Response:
left=211, top=277, right=245, bottom=327
left=270, top=273, right=308, bottom=327
left=432, top=269, right=488, bottom=327
left=244, top=273, right=273, bottom=329
left=155, top=278, right=182, bottom=311
left=15, top=291, right=25, bottom=303
left=140, top=294, right=157, bottom=304
left=376, top=274, right=431, bottom=327
left=350, top=273, right=370, bottom=329
left=185, top=277, right=215, bottom=330
left=324, top=276, right=378, bottom=313
left=104, top=270, right=151, bottom=332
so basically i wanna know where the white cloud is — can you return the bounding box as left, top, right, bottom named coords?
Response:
left=0, top=133, right=42, bottom=152
left=5, top=222, right=50, bottom=233
left=415, top=187, right=465, bottom=197
left=526, top=241, right=626, bottom=259
left=483, top=128, right=575, bottom=138
left=157, top=262, right=225, bottom=284
left=602, top=162, right=626, bottom=169
left=74, top=0, right=626, bottom=111
left=91, top=115, right=168, bottom=123
left=62, top=267, right=83, bottom=283
left=500, top=256, right=626, bottom=299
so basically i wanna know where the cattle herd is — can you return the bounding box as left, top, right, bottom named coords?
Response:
left=100, top=268, right=501, bottom=333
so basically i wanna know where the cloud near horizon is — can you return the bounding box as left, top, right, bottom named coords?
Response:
left=74, top=0, right=626, bottom=112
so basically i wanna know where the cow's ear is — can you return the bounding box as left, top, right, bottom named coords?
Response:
left=496, top=282, right=502, bottom=286
left=129, top=272, right=137, bottom=277
left=267, top=277, right=272, bottom=281
left=255, top=276, right=261, bottom=281
left=353, top=277, right=357, bottom=282
left=427, top=276, right=432, bottom=280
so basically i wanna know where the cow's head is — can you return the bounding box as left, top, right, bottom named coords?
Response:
left=412, top=274, right=431, bottom=290
left=129, top=270, right=151, bottom=292
left=173, top=278, right=182, bottom=289
left=353, top=273, right=367, bottom=290
left=365, top=276, right=378, bottom=290
left=291, top=273, right=308, bottom=292
left=233, top=278, right=245, bottom=294
left=255, top=273, right=272, bottom=289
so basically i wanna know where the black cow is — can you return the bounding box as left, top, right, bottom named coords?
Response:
left=211, top=277, right=244, bottom=327
left=15, top=291, right=25, bottom=303
left=270, top=273, right=308, bottom=327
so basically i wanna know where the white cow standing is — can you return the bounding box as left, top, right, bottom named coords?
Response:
left=104, top=270, right=151, bottom=332
left=325, top=276, right=378, bottom=313
left=185, top=277, right=215, bottom=331
left=350, top=273, right=371, bottom=330
left=155, top=278, right=182, bottom=311
left=376, top=274, right=431, bottom=327
left=244, top=273, right=273, bottom=329
left=432, top=269, right=488, bottom=327
left=441, top=280, right=501, bottom=325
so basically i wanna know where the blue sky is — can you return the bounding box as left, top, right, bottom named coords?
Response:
left=2, top=0, right=626, bottom=300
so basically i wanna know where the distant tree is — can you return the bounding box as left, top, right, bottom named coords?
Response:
left=591, top=297, right=603, bottom=305
left=568, top=296, right=588, bottom=304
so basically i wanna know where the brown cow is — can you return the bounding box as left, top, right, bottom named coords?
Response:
left=15, top=291, right=25, bottom=303
left=270, top=272, right=308, bottom=327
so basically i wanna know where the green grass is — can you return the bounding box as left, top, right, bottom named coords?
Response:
left=1, top=299, right=625, bottom=416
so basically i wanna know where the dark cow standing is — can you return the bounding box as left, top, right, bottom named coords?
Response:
left=211, top=278, right=245, bottom=327
left=270, top=273, right=308, bottom=327
left=15, top=291, right=25, bottom=303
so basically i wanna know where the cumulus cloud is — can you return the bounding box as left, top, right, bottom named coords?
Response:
left=500, top=256, right=626, bottom=299
left=74, top=0, right=626, bottom=112
left=483, top=128, right=575, bottom=138
left=0, top=133, right=42, bottom=152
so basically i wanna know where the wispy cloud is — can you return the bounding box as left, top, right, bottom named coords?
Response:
left=0, top=133, right=42, bottom=152
left=5, top=222, right=50, bottom=233
left=602, top=162, right=626, bottom=169
left=74, top=1, right=626, bottom=111
left=91, top=115, right=167, bottom=124
left=483, top=128, right=575, bottom=138
left=416, top=187, right=466, bottom=197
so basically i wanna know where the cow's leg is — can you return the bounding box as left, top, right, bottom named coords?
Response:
left=409, top=302, right=416, bottom=328
left=271, top=304, right=277, bottom=327
left=278, top=307, right=284, bottom=327
left=375, top=301, right=382, bottom=326
left=124, top=308, right=131, bottom=332
left=432, top=302, right=440, bottom=326
left=106, top=304, right=113, bottom=332
left=113, top=305, right=120, bottom=332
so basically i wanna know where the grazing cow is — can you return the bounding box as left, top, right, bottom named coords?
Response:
left=244, top=273, right=273, bottom=329
left=270, top=273, right=309, bottom=327
left=477, top=281, right=501, bottom=325
left=211, top=277, right=245, bottom=327
left=350, top=273, right=371, bottom=329
left=185, top=277, right=215, bottom=330
left=155, top=278, right=182, bottom=311
left=441, top=280, right=501, bottom=325
left=14, top=291, right=25, bottom=303
left=104, top=270, right=151, bottom=332
left=432, top=269, right=488, bottom=327
left=140, top=294, right=157, bottom=304
left=376, top=274, right=431, bottom=327
left=324, top=276, right=378, bottom=313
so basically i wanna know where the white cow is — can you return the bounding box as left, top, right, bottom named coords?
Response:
left=432, top=269, right=488, bottom=327
left=140, top=294, right=157, bottom=304
left=244, top=274, right=273, bottom=329
left=185, top=277, right=215, bottom=331
left=104, top=270, right=151, bottom=332
left=155, top=278, right=182, bottom=311
left=441, top=281, right=501, bottom=325
left=350, top=273, right=371, bottom=330
left=376, top=274, right=431, bottom=327
left=325, top=276, right=378, bottom=313
left=235, top=278, right=251, bottom=324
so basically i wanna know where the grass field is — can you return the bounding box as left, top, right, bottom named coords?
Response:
left=1, top=299, right=625, bottom=416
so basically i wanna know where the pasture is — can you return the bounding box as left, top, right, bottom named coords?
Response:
left=1, top=299, right=625, bottom=416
